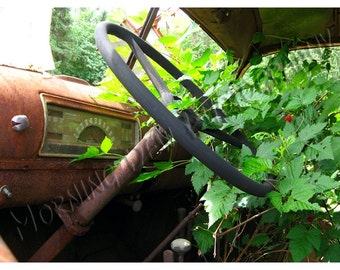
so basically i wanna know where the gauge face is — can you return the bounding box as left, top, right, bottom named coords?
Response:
left=40, top=102, right=140, bottom=158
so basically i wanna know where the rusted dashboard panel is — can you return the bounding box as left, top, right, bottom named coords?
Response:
left=0, top=66, right=142, bottom=208
left=0, top=65, right=190, bottom=209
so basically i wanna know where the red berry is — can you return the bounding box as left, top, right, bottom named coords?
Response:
left=284, top=115, right=292, bottom=122
left=307, top=215, right=314, bottom=223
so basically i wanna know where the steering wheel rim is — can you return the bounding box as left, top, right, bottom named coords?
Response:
left=95, top=21, right=274, bottom=197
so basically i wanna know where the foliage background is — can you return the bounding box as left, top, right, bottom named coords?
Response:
left=50, top=8, right=108, bottom=85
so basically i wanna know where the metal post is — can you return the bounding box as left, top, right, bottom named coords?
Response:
left=127, top=8, right=160, bottom=69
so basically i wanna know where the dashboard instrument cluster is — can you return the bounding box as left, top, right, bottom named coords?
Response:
left=40, top=94, right=140, bottom=158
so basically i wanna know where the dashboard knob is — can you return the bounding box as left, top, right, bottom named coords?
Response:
left=11, top=115, right=30, bottom=131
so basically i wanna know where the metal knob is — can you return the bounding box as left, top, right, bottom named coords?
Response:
left=171, top=238, right=191, bottom=262
left=0, top=185, right=12, bottom=198
left=11, top=115, right=30, bottom=131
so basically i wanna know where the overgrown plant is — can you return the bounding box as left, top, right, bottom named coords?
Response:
left=187, top=42, right=340, bottom=262
left=136, top=36, right=339, bottom=261
left=89, top=18, right=340, bottom=261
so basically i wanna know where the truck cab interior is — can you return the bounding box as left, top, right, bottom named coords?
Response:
left=0, top=7, right=339, bottom=262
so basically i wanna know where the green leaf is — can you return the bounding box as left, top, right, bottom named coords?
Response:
left=71, top=146, right=100, bottom=162
left=289, top=240, right=313, bottom=262
left=203, top=70, right=220, bottom=85
left=287, top=226, right=313, bottom=262
left=256, top=141, right=280, bottom=160
left=235, top=89, right=271, bottom=107
left=286, top=225, right=322, bottom=261
left=331, top=137, right=340, bottom=162
left=277, top=178, right=298, bottom=195
left=269, top=177, right=322, bottom=213
left=185, top=158, right=214, bottom=194
left=299, top=123, right=327, bottom=142
left=318, top=86, right=340, bottom=121
left=282, top=122, right=296, bottom=138
left=287, top=140, right=305, bottom=155
left=180, top=51, right=193, bottom=65
left=312, top=174, right=340, bottom=193
left=285, top=98, right=301, bottom=111
left=252, top=233, right=270, bottom=247
left=100, top=136, right=113, bottom=154
left=309, top=136, right=334, bottom=161
left=192, top=213, right=215, bottom=256
left=132, top=161, right=174, bottom=184
left=313, top=75, right=328, bottom=85
left=323, top=243, right=340, bottom=262
left=286, top=225, right=307, bottom=239
left=243, top=108, right=259, bottom=121
left=301, top=86, right=318, bottom=106
left=158, top=35, right=178, bottom=45
left=306, top=228, right=321, bottom=251
left=252, top=32, right=265, bottom=44
left=240, top=144, right=253, bottom=158
left=284, top=198, right=321, bottom=212
left=153, top=161, right=174, bottom=171
left=281, top=156, right=304, bottom=180
left=290, top=182, right=314, bottom=201
left=191, top=48, right=211, bottom=67
left=305, top=146, right=318, bottom=160
left=223, top=114, right=245, bottom=133
left=133, top=170, right=162, bottom=183
left=250, top=52, right=262, bottom=65
left=291, top=70, right=308, bottom=88
left=266, top=191, right=285, bottom=212
left=331, top=122, right=340, bottom=134
left=201, top=180, right=238, bottom=227
left=242, top=157, right=272, bottom=177
left=260, top=208, right=280, bottom=224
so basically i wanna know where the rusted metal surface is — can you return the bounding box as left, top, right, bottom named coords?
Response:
left=0, top=65, right=138, bottom=208
left=0, top=65, right=136, bottom=159
left=0, top=156, right=190, bottom=209
left=0, top=65, right=190, bottom=210
left=163, top=250, right=175, bottom=262
left=0, top=159, right=113, bottom=208
left=183, top=8, right=340, bottom=73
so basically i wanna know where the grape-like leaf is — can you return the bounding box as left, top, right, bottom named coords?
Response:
left=242, top=157, right=272, bottom=177
left=298, top=122, right=327, bottom=142
left=100, top=136, right=113, bottom=154
left=201, top=180, right=239, bottom=227
left=71, top=146, right=100, bottom=162
left=185, top=158, right=213, bottom=194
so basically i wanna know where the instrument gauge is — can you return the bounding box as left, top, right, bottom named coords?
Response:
left=40, top=95, right=140, bottom=158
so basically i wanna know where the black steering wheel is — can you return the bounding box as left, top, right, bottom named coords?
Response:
left=95, top=21, right=274, bottom=197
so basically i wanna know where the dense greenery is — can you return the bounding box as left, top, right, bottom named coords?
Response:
left=187, top=44, right=340, bottom=262
left=49, top=8, right=107, bottom=85
left=72, top=9, right=340, bottom=262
